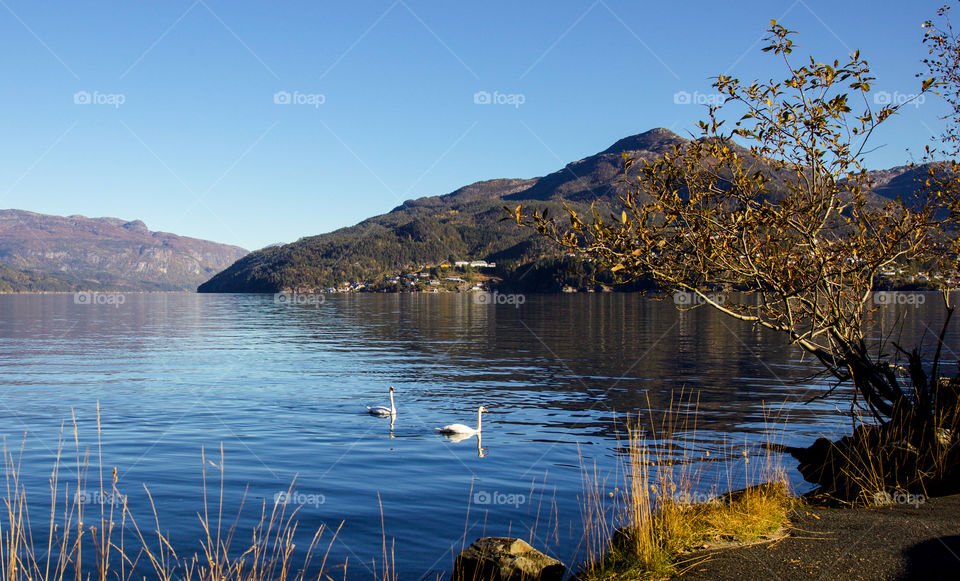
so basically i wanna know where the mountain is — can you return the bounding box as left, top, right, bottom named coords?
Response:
left=196, top=176, right=563, bottom=293
left=501, top=127, right=688, bottom=203
left=0, top=210, right=248, bottom=291
left=0, top=262, right=93, bottom=293
left=198, top=128, right=938, bottom=294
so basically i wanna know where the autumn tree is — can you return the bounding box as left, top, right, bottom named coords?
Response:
left=512, top=21, right=958, bottom=500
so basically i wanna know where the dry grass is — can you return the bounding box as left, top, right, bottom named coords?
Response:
left=0, top=404, right=349, bottom=581
left=578, top=394, right=796, bottom=580
left=815, top=385, right=960, bottom=506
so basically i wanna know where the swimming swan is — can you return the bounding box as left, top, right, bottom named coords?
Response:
left=436, top=406, right=488, bottom=435
left=367, top=386, right=396, bottom=417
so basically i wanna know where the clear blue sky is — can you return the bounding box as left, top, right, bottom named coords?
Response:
left=0, top=0, right=949, bottom=250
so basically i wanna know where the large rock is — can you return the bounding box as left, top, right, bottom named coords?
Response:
left=452, top=537, right=564, bottom=581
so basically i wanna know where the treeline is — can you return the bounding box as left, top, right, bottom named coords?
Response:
left=0, top=262, right=89, bottom=293
left=198, top=198, right=602, bottom=293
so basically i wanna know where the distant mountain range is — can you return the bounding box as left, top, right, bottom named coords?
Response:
left=198, top=128, right=937, bottom=294
left=0, top=210, right=247, bottom=292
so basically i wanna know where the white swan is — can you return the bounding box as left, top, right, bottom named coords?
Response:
left=367, top=386, right=396, bottom=417
left=439, top=431, right=487, bottom=456
left=436, top=406, right=488, bottom=435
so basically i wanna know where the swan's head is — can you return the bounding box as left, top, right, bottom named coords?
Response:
left=479, top=406, right=489, bottom=413
left=389, top=386, right=395, bottom=393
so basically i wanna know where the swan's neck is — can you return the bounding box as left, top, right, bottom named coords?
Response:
left=476, top=409, right=483, bottom=432
left=389, top=390, right=396, bottom=413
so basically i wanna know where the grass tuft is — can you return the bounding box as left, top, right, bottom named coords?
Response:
left=578, top=393, right=796, bottom=580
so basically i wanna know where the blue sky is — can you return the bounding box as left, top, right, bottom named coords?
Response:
left=0, top=0, right=949, bottom=250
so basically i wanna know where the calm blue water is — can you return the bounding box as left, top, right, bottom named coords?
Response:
left=0, top=293, right=950, bottom=579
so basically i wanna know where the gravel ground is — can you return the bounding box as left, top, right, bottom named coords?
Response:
left=673, top=494, right=960, bottom=580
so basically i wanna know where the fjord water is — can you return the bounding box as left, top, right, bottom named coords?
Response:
left=0, top=293, right=950, bottom=579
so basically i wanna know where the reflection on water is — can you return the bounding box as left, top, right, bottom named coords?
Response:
left=0, top=292, right=954, bottom=579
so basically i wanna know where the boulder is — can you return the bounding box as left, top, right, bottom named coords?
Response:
left=452, top=537, right=565, bottom=581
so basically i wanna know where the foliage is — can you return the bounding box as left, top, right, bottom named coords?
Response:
left=924, top=2, right=960, bottom=157
left=0, top=262, right=97, bottom=293
left=922, top=1, right=960, bottom=254
left=514, top=21, right=959, bottom=499
left=198, top=197, right=599, bottom=293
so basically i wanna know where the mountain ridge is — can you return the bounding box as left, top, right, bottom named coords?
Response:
left=198, top=128, right=933, bottom=293
left=0, top=210, right=248, bottom=292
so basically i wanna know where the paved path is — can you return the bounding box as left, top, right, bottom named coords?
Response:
left=674, top=494, right=960, bottom=580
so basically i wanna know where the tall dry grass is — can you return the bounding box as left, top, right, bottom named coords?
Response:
left=0, top=404, right=347, bottom=581
left=578, top=393, right=795, bottom=580
left=822, top=387, right=960, bottom=506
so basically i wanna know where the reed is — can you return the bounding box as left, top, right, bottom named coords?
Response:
left=578, top=393, right=795, bottom=580
left=0, top=405, right=342, bottom=581
left=825, top=392, right=960, bottom=506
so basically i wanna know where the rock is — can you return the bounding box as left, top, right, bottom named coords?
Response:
left=452, top=537, right=565, bottom=581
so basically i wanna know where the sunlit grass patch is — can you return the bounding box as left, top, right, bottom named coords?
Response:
left=578, top=394, right=795, bottom=580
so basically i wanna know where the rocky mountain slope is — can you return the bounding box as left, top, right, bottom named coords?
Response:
left=0, top=210, right=248, bottom=291
left=198, top=128, right=934, bottom=293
